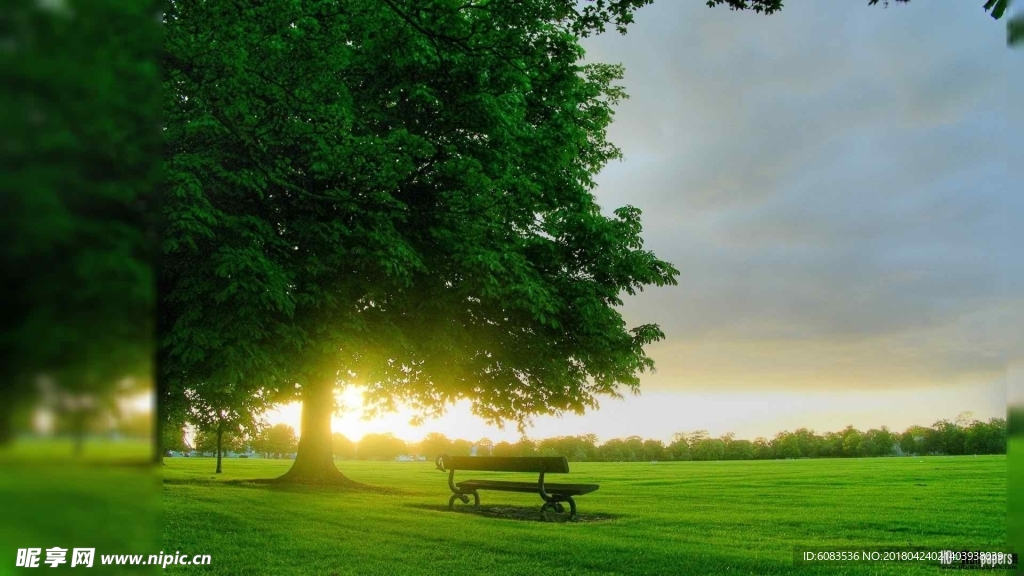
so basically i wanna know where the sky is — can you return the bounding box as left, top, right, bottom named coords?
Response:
left=271, top=0, right=1020, bottom=445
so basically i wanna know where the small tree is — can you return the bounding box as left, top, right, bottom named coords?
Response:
left=357, top=433, right=407, bottom=461
left=185, top=385, right=265, bottom=473
left=842, top=430, right=863, bottom=457
left=725, top=439, right=754, bottom=460
left=331, top=433, right=357, bottom=460
left=475, top=438, right=494, bottom=456
left=692, top=438, right=726, bottom=461
left=642, top=439, right=666, bottom=461
left=253, top=424, right=298, bottom=459
left=450, top=439, right=474, bottom=457
left=193, top=428, right=244, bottom=456
left=491, top=441, right=515, bottom=458
left=752, top=437, right=774, bottom=460
left=772, top=431, right=801, bottom=459
left=667, top=433, right=692, bottom=461
left=161, top=423, right=190, bottom=454
left=418, top=433, right=453, bottom=460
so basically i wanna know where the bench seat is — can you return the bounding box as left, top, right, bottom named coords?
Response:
left=437, top=455, right=599, bottom=520
left=457, top=480, right=600, bottom=496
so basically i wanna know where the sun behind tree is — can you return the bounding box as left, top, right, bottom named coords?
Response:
left=162, top=0, right=679, bottom=485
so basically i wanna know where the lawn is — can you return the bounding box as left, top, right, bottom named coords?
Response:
left=162, top=455, right=1007, bottom=575
left=0, top=439, right=160, bottom=576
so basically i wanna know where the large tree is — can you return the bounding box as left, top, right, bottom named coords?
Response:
left=163, top=0, right=680, bottom=485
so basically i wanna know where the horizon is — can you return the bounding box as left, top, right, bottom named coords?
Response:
left=262, top=382, right=1007, bottom=445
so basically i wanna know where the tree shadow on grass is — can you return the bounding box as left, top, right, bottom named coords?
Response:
left=405, top=503, right=621, bottom=523
left=161, top=477, right=403, bottom=495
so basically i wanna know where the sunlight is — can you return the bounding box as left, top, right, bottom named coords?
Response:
left=262, top=380, right=1006, bottom=445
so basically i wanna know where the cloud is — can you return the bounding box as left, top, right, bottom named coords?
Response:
left=578, top=0, right=1021, bottom=391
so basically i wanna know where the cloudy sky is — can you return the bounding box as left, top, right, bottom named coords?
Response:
left=273, top=0, right=1020, bottom=444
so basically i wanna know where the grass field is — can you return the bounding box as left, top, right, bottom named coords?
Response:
left=0, top=439, right=160, bottom=576
left=163, top=455, right=1007, bottom=575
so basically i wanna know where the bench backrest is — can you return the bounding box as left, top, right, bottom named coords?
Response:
left=438, top=455, right=570, bottom=474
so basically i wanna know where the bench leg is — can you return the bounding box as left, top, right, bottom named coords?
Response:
left=540, top=496, right=578, bottom=521
left=566, top=496, right=577, bottom=522
left=448, top=490, right=479, bottom=510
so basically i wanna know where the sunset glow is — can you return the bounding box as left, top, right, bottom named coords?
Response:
left=265, top=379, right=1006, bottom=444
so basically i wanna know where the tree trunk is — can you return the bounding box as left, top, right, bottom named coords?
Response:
left=278, top=372, right=357, bottom=486
left=215, top=425, right=223, bottom=474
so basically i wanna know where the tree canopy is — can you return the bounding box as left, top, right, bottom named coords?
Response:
left=163, top=0, right=681, bottom=483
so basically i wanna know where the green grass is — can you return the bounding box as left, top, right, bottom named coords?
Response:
left=163, top=455, right=1007, bottom=575
left=1, top=438, right=160, bottom=575
left=1, top=437, right=153, bottom=462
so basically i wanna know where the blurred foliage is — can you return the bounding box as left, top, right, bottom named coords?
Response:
left=0, top=0, right=160, bottom=447
left=0, top=0, right=160, bottom=565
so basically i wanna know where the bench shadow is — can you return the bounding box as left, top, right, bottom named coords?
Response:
left=404, top=503, right=621, bottom=523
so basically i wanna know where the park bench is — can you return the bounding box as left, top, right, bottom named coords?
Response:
left=435, top=455, right=599, bottom=521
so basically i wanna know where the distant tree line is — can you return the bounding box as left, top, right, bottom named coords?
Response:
left=387, top=414, right=1005, bottom=462
left=169, top=411, right=1005, bottom=464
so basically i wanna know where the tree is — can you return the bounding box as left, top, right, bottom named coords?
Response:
left=667, top=433, right=692, bottom=461
left=725, top=439, right=754, bottom=460
left=163, top=0, right=684, bottom=486
left=752, top=437, right=774, bottom=460
left=476, top=438, right=495, bottom=456
left=868, top=427, right=896, bottom=457
left=332, top=433, right=357, bottom=460
left=184, top=385, right=265, bottom=473
left=193, top=428, right=244, bottom=455
left=692, top=438, right=726, bottom=461
left=490, top=441, right=514, bottom=457
left=623, top=437, right=645, bottom=462
left=641, top=439, right=667, bottom=461
left=921, top=426, right=944, bottom=455
left=772, top=431, right=801, bottom=459
left=931, top=419, right=966, bottom=455
left=820, top=431, right=843, bottom=458
left=537, top=435, right=600, bottom=460
left=576, top=434, right=600, bottom=461
left=417, top=433, right=453, bottom=460
left=450, top=439, right=474, bottom=457
left=513, top=437, right=539, bottom=457
left=792, top=429, right=820, bottom=458
left=964, top=418, right=1006, bottom=455
left=598, top=438, right=629, bottom=462
left=162, top=423, right=190, bottom=454
left=899, top=426, right=927, bottom=455
left=356, top=433, right=408, bottom=461
left=252, top=424, right=297, bottom=459
left=842, top=430, right=863, bottom=457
